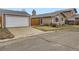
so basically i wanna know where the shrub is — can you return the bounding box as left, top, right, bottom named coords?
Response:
left=43, top=24, right=50, bottom=26
left=65, top=20, right=75, bottom=25
left=75, top=21, right=79, bottom=25
left=50, top=23, right=58, bottom=27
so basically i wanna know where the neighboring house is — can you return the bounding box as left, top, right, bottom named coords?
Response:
left=31, top=8, right=77, bottom=26
left=61, top=8, right=77, bottom=25
left=74, top=14, right=79, bottom=25
left=0, top=9, right=30, bottom=28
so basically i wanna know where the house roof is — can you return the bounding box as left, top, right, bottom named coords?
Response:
left=31, top=8, right=77, bottom=18
left=0, top=9, right=30, bottom=16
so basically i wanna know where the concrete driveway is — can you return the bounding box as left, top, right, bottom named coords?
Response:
left=8, top=27, right=45, bottom=39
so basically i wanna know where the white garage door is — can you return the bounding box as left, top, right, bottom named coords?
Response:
left=5, top=15, right=29, bottom=27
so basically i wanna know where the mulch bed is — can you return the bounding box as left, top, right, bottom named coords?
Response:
left=0, top=28, right=14, bottom=40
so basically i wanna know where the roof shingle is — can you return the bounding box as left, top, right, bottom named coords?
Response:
left=0, top=9, right=30, bottom=16
left=31, top=8, right=77, bottom=18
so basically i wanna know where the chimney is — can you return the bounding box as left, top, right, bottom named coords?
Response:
left=32, top=9, right=36, bottom=16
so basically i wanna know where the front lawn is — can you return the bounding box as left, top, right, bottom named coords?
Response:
left=33, top=25, right=61, bottom=31
left=33, top=25, right=79, bottom=32
left=0, top=28, right=14, bottom=39
left=60, top=25, right=79, bottom=31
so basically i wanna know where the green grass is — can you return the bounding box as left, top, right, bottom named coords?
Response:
left=33, top=25, right=79, bottom=31
left=62, top=25, right=79, bottom=31
left=33, top=25, right=61, bottom=31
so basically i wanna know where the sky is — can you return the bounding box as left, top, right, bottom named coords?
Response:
left=5, top=8, right=79, bottom=15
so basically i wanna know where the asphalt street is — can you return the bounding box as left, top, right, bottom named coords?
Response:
left=0, top=31, right=79, bottom=51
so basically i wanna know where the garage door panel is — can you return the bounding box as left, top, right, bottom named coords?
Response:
left=31, top=18, right=40, bottom=26
left=5, top=15, right=29, bottom=27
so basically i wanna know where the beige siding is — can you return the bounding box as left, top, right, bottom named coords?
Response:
left=0, top=16, right=2, bottom=28
left=52, top=15, right=65, bottom=25
left=59, top=14, right=65, bottom=25
left=67, top=17, right=75, bottom=21
left=52, top=17, right=55, bottom=23
left=42, top=17, right=52, bottom=25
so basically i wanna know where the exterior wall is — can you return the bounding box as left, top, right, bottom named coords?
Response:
left=72, top=10, right=76, bottom=15
left=29, top=16, right=32, bottom=26
left=67, top=17, right=75, bottom=21
left=42, top=17, right=52, bottom=25
left=58, top=14, right=65, bottom=25
left=2, top=14, right=6, bottom=28
left=0, top=16, right=2, bottom=28
left=52, top=14, right=65, bottom=25
left=65, top=16, right=75, bottom=25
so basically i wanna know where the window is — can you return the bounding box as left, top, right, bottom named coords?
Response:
left=75, top=18, right=79, bottom=19
left=55, top=17, right=59, bottom=22
left=62, top=18, right=63, bottom=21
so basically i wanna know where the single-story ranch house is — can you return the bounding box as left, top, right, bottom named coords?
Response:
left=31, top=8, right=77, bottom=26
left=0, top=8, right=78, bottom=28
left=0, top=9, right=30, bottom=28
